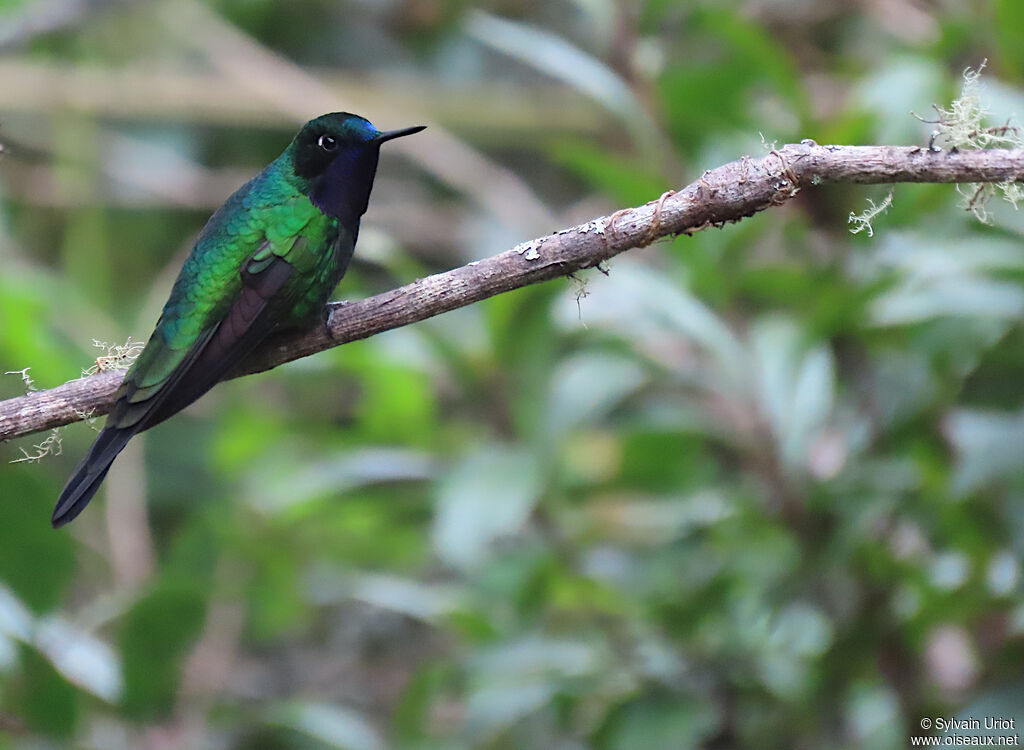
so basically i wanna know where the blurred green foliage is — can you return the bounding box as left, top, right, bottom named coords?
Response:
left=1, top=0, right=1023, bottom=748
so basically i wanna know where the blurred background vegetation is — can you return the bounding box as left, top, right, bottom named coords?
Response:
left=1, top=0, right=1024, bottom=747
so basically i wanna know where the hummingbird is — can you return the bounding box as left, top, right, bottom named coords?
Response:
left=52, top=113, right=425, bottom=528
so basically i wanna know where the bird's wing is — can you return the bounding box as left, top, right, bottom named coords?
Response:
left=50, top=248, right=298, bottom=527
left=108, top=183, right=328, bottom=430
left=112, top=242, right=303, bottom=432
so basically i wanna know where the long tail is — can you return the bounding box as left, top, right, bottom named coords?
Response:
left=51, top=426, right=136, bottom=528
left=51, top=254, right=295, bottom=527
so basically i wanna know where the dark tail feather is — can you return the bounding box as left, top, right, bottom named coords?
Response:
left=51, top=426, right=135, bottom=528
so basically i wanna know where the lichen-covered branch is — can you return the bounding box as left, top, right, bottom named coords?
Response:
left=4, top=141, right=1024, bottom=442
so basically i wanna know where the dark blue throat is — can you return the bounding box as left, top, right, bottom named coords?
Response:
left=310, top=146, right=381, bottom=226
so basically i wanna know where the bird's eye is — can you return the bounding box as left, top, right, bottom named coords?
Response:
left=318, top=134, right=337, bottom=152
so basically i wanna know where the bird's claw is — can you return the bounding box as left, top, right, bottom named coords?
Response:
left=321, top=307, right=342, bottom=343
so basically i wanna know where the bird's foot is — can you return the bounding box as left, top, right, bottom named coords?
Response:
left=321, top=305, right=344, bottom=343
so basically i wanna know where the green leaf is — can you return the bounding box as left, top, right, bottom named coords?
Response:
left=393, top=663, right=457, bottom=745
left=551, top=140, right=667, bottom=207
left=119, top=585, right=206, bottom=720
left=34, top=617, right=122, bottom=702
left=996, top=0, right=1024, bottom=80
left=546, top=353, right=648, bottom=437
left=946, top=408, right=1024, bottom=495
left=464, top=9, right=666, bottom=161
left=11, top=645, right=78, bottom=739
left=751, top=317, right=835, bottom=473
left=268, top=702, right=385, bottom=750
left=0, top=470, right=74, bottom=613
left=658, top=8, right=806, bottom=150
left=465, top=636, right=605, bottom=735
left=433, top=446, right=544, bottom=569
left=599, top=697, right=718, bottom=750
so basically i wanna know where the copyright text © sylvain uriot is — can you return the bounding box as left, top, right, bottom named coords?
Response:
left=912, top=717, right=1019, bottom=747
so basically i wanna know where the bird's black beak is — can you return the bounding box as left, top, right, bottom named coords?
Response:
left=373, top=125, right=427, bottom=144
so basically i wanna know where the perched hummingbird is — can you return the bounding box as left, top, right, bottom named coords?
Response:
left=52, top=113, right=425, bottom=528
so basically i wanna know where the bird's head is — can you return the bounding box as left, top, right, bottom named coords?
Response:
left=290, top=112, right=425, bottom=224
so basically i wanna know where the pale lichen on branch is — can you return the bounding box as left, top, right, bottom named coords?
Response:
left=4, top=367, right=36, bottom=393
left=929, top=61, right=1024, bottom=221
left=848, top=190, right=894, bottom=237
left=10, top=428, right=62, bottom=464
left=82, top=337, right=145, bottom=377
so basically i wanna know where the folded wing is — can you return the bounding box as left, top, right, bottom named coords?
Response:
left=51, top=248, right=296, bottom=527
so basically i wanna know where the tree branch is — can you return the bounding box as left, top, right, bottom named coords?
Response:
left=4, top=142, right=1024, bottom=442
left=0, top=0, right=132, bottom=51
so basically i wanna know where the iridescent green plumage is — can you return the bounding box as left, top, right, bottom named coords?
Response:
left=53, top=113, right=425, bottom=527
